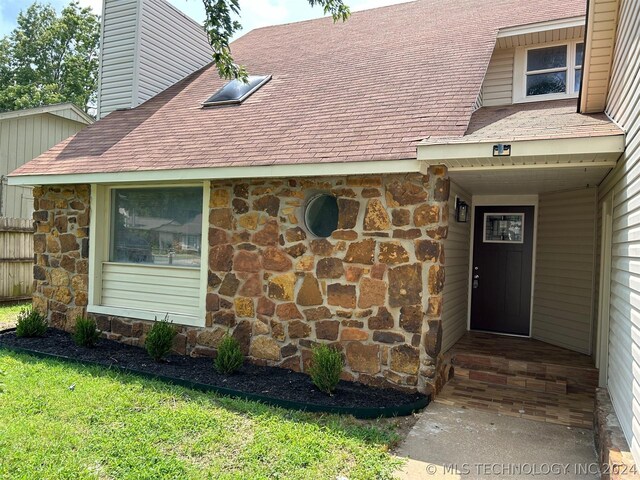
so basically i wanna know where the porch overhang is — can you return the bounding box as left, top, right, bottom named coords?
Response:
left=418, top=133, right=625, bottom=195
left=417, top=134, right=624, bottom=170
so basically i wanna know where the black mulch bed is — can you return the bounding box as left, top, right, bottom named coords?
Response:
left=0, top=328, right=428, bottom=417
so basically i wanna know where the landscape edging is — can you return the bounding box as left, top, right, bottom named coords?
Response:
left=0, top=342, right=430, bottom=419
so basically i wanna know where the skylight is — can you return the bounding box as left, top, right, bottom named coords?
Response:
left=202, top=75, right=271, bottom=106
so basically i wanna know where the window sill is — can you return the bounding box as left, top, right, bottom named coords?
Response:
left=513, top=92, right=579, bottom=104
left=102, top=261, right=201, bottom=271
left=88, top=305, right=205, bottom=328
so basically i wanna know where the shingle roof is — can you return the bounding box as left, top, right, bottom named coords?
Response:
left=11, top=0, right=587, bottom=178
left=422, top=99, right=624, bottom=145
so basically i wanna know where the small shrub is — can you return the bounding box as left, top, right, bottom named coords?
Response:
left=145, top=315, right=177, bottom=362
left=214, top=334, right=243, bottom=374
left=309, top=344, right=344, bottom=395
left=15, top=308, right=47, bottom=338
left=73, top=317, right=101, bottom=347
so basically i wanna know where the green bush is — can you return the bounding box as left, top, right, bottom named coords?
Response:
left=309, top=344, right=344, bottom=395
left=214, top=334, right=243, bottom=374
left=145, top=315, right=177, bottom=362
left=73, top=317, right=101, bottom=347
left=15, top=308, right=47, bottom=338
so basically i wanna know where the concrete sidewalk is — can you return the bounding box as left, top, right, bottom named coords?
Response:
left=394, top=402, right=598, bottom=479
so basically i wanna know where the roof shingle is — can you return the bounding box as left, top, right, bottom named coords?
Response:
left=422, top=99, right=624, bottom=145
left=11, top=0, right=587, bottom=177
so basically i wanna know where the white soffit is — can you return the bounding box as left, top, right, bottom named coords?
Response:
left=450, top=164, right=612, bottom=195
left=497, top=16, right=586, bottom=38
left=494, top=15, right=586, bottom=51
left=417, top=135, right=624, bottom=171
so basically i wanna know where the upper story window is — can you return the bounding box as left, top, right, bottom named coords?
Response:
left=514, top=40, right=584, bottom=103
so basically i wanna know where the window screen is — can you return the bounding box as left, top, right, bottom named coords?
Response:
left=111, top=187, right=203, bottom=267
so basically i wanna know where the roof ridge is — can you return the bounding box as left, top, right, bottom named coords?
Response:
left=232, top=0, right=416, bottom=41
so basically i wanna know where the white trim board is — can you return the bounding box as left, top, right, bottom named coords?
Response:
left=597, top=189, right=614, bottom=387
left=497, top=16, right=586, bottom=38
left=8, top=158, right=422, bottom=186
left=418, top=135, right=625, bottom=164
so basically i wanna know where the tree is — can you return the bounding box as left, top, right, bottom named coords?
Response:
left=202, top=0, right=350, bottom=81
left=0, top=2, right=100, bottom=113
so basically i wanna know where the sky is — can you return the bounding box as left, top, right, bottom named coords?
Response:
left=0, top=0, right=411, bottom=40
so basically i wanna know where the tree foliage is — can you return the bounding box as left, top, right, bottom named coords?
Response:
left=202, top=0, right=350, bottom=81
left=0, top=2, right=100, bottom=113
left=0, top=1, right=347, bottom=113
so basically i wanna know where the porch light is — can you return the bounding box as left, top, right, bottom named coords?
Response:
left=493, top=143, right=511, bottom=156
left=456, top=198, right=469, bottom=223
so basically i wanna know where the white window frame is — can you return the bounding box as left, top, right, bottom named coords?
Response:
left=513, top=39, right=584, bottom=103
left=87, top=182, right=210, bottom=327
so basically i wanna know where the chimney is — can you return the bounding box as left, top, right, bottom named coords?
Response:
left=97, top=0, right=212, bottom=119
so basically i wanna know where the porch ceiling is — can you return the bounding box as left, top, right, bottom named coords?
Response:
left=448, top=163, right=612, bottom=195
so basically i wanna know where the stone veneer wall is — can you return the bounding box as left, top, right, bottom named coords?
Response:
left=32, top=185, right=90, bottom=330
left=32, top=169, right=449, bottom=394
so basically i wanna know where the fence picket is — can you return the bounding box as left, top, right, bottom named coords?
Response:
left=0, top=218, right=34, bottom=300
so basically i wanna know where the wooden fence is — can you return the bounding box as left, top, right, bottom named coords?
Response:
left=0, top=218, right=34, bottom=301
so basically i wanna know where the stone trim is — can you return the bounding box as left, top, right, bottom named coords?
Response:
left=32, top=185, right=90, bottom=330
left=594, top=388, right=639, bottom=480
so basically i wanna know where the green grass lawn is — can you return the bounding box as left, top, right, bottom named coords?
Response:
left=0, top=302, right=30, bottom=329
left=0, top=350, right=404, bottom=479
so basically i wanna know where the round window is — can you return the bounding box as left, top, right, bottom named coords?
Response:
left=305, top=194, right=339, bottom=238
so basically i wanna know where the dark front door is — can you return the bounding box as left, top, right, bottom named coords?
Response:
left=470, top=205, right=534, bottom=336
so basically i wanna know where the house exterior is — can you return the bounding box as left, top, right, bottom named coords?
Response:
left=6, top=0, right=640, bottom=467
left=0, top=103, right=92, bottom=301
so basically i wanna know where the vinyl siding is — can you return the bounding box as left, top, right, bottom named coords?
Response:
left=137, top=0, right=212, bottom=104
left=532, top=187, right=597, bottom=354
left=442, top=182, right=472, bottom=352
left=482, top=48, right=515, bottom=107
left=101, top=263, right=201, bottom=317
left=598, top=0, right=640, bottom=464
left=483, top=26, right=585, bottom=107
left=97, top=0, right=212, bottom=119
left=0, top=113, right=87, bottom=219
left=97, top=0, right=139, bottom=119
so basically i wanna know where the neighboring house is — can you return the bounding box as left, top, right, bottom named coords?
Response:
left=0, top=103, right=92, bottom=301
left=6, top=0, right=640, bottom=468
left=0, top=103, right=93, bottom=219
